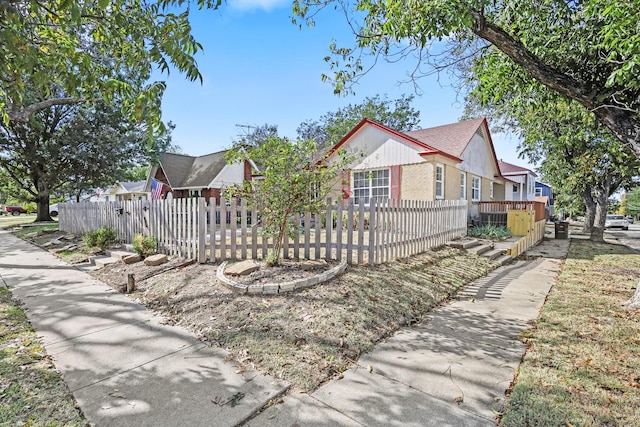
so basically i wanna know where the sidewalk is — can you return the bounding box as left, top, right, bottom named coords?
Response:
left=247, top=237, right=570, bottom=427
left=0, top=230, right=288, bottom=427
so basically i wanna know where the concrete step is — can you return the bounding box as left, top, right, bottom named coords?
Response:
left=494, top=254, right=513, bottom=266
left=481, top=249, right=505, bottom=260
left=106, top=249, right=137, bottom=260
left=466, top=244, right=493, bottom=256
left=90, top=255, right=119, bottom=268
left=447, top=239, right=480, bottom=250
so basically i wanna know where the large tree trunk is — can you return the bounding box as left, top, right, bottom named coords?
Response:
left=583, top=187, right=596, bottom=235
left=625, top=282, right=640, bottom=311
left=34, top=179, right=53, bottom=222
left=590, top=179, right=612, bottom=243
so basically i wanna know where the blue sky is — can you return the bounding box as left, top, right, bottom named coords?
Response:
left=158, top=0, right=532, bottom=168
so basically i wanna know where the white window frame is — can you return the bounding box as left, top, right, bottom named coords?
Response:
left=435, top=164, right=444, bottom=199
left=459, top=172, right=466, bottom=200
left=535, top=187, right=542, bottom=197
left=489, top=181, right=494, bottom=199
left=471, top=176, right=481, bottom=202
left=352, top=168, right=390, bottom=205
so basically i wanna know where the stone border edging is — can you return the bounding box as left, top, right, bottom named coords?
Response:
left=216, top=259, right=348, bottom=295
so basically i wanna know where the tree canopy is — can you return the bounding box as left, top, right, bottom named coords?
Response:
left=464, top=43, right=640, bottom=241
left=226, top=136, right=352, bottom=266
left=0, top=0, right=219, bottom=133
left=293, top=0, right=640, bottom=156
left=297, top=94, right=420, bottom=149
left=0, top=88, right=169, bottom=221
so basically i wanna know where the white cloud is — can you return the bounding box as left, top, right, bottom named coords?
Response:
left=227, top=0, right=291, bottom=12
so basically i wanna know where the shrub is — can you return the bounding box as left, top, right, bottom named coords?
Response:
left=83, top=227, right=118, bottom=250
left=132, top=233, right=157, bottom=257
left=467, top=225, right=511, bottom=241
left=24, top=202, right=37, bottom=214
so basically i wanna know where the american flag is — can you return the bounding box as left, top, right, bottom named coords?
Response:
left=151, top=179, right=164, bottom=200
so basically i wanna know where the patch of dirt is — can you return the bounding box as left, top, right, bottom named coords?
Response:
left=22, top=227, right=499, bottom=394
left=87, top=247, right=498, bottom=393
left=229, top=259, right=340, bottom=286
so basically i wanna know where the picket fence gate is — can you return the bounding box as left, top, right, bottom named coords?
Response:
left=58, top=198, right=468, bottom=265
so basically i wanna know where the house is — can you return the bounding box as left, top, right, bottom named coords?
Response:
left=326, top=117, right=511, bottom=217
left=105, top=181, right=149, bottom=201
left=147, top=150, right=254, bottom=203
left=535, top=181, right=555, bottom=218
left=498, top=160, right=537, bottom=202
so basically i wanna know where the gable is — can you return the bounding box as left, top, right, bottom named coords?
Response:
left=208, top=162, right=246, bottom=188
left=344, top=125, right=427, bottom=170
left=458, top=131, right=500, bottom=178
left=159, top=151, right=229, bottom=189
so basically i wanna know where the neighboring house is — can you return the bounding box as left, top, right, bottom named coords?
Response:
left=106, top=181, right=150, bottom=201
left=326, top=117, right=511, bottom=217
left=498, top=160, right=537, bottom=202
left=147, top=150, right=254, bottom=203
left=535, top=181, right=555, bottom=218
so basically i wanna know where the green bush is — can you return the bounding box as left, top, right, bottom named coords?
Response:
left=132, top=233, right=157, bottom=257
left=83, top=227, right=118, bottom=250
left=24, top=202, right=37, bottom=214
left=467, top=225, right=511, bottom=241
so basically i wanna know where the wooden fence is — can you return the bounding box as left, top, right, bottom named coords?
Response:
left=478, top=201, right=546, bottom=223
left=59, top=198, right=468, bottom=265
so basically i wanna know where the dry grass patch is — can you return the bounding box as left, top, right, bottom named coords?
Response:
left=501, top=240, right=640, bottom=426
left=132, top=247, right=496, bottom=392
left=0, top=287, right=87, bottom=426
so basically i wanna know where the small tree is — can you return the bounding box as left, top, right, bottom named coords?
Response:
left=226, top=136, right=352, bottom=266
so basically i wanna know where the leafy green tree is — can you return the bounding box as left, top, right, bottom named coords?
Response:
left=0, top=0, right=218, bottom=132
left=462, top=41, right=640, bottom=242
left=0, top=89, right=157, bottom=221
left=293, top=0, right=640, bottom=156
left=226, top=136, right=352, bottom=266
left=297, top=94, right=420, bottom=149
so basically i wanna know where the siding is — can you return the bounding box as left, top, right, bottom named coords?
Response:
left=346, top=126, right=426, bottom=170
left=401, top=162, right=433, bottom=200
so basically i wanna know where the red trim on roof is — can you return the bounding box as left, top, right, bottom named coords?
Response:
left=327, top=118, right=462, bottom=163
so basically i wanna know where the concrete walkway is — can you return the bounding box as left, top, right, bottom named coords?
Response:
left=247, top=237, right=570, bottom=427
left=0, top=230, right=288, bottom=427
left=0, top=226, right=569, bottom=427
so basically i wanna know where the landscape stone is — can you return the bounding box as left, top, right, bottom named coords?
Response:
left=144, top=254, right=168, bottom=266
left=247, top=284, right=264, bottom=294
left=123, top=254, right=141, bottom=264
left=263, top=283, right=280, bottom=295
left=300, top=259, right=328, bottom=271
left=225, top=259, right=261, bottom=276
left=54, top=244, right=77, bottom=254
left=279, top=281, right=296, bottom=292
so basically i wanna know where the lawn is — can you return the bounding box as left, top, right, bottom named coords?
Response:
left=0, top=286, right=87, bottom=426
left=0, top=214, right=40, bottom=229
left=500, top=239, right=640, bottom=426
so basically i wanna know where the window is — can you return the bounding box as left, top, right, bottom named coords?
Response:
left=535, top=187, right=543, bottom=197
left=189, top=189, right=202, bottom=198
left=435, top=164, right=444, bottom=199
left=353, top=169, right=389, bottom=204
left=471, top=176, right=481, bottom=201
left=513, top=184, right=518, bottom=193
left=489, top=181, right=494, bottom=199
left=459, top=172, right=466, bottom=200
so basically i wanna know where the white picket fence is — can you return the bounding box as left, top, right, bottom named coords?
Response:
left=58, top=198, right=468, bottom=265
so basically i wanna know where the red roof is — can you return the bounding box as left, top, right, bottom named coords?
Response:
left=328, top=118, right=463, bottom=163
left=328, top=117, right=508, bottom=180
left=498, top=160, right=537, bottom=176
left=405, top=117, right=486, bottom=158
